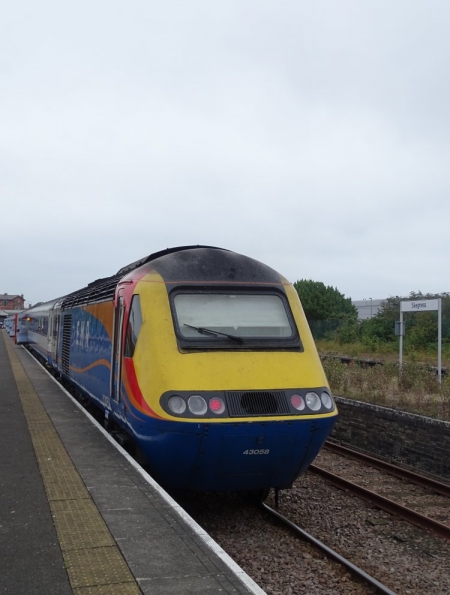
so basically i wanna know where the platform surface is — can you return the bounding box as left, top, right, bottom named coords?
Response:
left=0, top=331, right=264, bottom=595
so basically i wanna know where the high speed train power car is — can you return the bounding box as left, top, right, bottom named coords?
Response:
left=20, top=245, right=338, bottom=497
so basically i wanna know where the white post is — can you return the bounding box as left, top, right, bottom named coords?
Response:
left=438, top=298, right=442, bottom=383
left=399, top=310, right=403, bottom=369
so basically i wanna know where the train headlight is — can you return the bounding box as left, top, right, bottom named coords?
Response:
left=305, top=392, right=321, bottom=411
left=209, top=397, right=225, bottom=414
left=290, top=394, right=305, bottom=411
left=188, top=395, right=207, bottom=415
left=168, top=395, right=187, bottom=415
left=321, top=391, right=333, bottom=409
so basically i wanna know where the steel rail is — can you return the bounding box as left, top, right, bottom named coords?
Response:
left=309, top=464, right=450, bottom=539
left=324, top=441, right=450, bottom=496
left=261, top=502, right=398, bottom=595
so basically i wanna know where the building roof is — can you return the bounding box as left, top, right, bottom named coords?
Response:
left=1, top=294, right=24, bottom=300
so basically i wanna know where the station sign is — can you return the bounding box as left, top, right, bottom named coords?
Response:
left=400, top=299, right=439, bottom=312
left=399, top=298, right=442, bottom=382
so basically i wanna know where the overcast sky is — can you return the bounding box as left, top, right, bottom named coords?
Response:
left=2, top=1, right=449, bottom=307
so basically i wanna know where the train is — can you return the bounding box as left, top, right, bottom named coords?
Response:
left=18, top=245, right=338, bottom=498
left=4, top=312, right=22, bottom=339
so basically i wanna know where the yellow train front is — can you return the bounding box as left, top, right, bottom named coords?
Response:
left=118, top=246, right=338, bottom=495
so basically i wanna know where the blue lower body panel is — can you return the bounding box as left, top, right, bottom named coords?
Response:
left=133, top=416, right=336, bottom=492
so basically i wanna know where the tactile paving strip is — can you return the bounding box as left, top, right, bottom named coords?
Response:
left=5, top=340, right=142, bottom=595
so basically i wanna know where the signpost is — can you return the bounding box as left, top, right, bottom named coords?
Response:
left=399, top=299, right=442, bottom=382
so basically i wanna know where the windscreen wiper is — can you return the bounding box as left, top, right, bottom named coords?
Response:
left=184, top=324, right=244, bottom=343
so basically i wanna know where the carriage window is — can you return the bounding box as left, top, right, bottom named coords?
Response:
left=173, top=293, right=294, bottom=339
left=124, top=295, right=143, bottom=357
left=53, top=315, right=59, bottom=339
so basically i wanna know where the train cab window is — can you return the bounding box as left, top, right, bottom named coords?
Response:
left=172, top=291, right=301, bottom=350
left=124, top=295, right=143, bottom=358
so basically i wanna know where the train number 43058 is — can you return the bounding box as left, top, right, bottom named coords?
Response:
left=243, top=449, right=270, bottom=455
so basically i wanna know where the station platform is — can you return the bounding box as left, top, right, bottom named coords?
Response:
left=0, top=331, right=264, bottom=595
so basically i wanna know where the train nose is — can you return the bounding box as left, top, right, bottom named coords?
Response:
left=185, top=422, right=315, bottom=492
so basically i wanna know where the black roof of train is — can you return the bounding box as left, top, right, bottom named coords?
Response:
left=61, top=245, right=283, bottom=309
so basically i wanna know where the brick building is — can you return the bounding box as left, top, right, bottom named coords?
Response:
left=1, top=294, right=26, bottom=310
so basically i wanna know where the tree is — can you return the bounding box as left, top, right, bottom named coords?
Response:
left=293, top=280, right=357, bottom=322
left=293, top=280, right=358, bottom=342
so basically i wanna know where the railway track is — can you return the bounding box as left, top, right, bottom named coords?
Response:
left=175, top=488, right=390, bottom=595
left=173, top=443, right=450, bottom=594
left=257, top=442, right=450, bottom=593
left=311, top=442, right=450, bottom=539
left=261, top=502, right=397, bottom=595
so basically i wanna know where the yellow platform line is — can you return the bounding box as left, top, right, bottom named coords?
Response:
left=4, top=337, right=142, bottom=595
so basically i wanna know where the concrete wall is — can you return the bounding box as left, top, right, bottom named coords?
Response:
left=331, top=396, right=450, bottom=481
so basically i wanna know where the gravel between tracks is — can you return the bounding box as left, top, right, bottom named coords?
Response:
left=174, top=467, right=450, bottom=595
left=315, top=448, right=450, bottom=524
